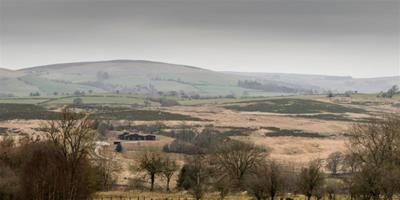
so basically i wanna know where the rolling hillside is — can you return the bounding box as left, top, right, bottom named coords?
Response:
left=229, top=72, right=400, bottom=93
left=0, top=60, right=398, bottom=97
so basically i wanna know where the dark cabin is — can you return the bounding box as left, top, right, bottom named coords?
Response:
left=117, top=132, right=156, bottom=141
left=118, top=132, right=130, bottom=140
left=144, top=134, right=156, bottom=141
left=125, top=133, right=145, bottom=141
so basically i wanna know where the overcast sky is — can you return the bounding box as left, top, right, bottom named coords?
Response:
left=0, top=0, right=399, bottom=77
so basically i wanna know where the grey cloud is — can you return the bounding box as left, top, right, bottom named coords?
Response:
left=0, top=0, right=399, bottom=77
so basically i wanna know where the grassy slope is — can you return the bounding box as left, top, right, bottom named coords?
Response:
left=43, top=95, right=155, bottom=106
left=19, top=75, right=105, bottom=95
left=3, top=60, right=303, bottom=97
left=0, top=78, right=40, bottom=96
left=3, top=60, right=398, bottom=97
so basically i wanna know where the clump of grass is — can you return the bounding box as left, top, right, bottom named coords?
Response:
left=218, top=126, right=256, bottom=137
left=263, top=127, right=328, bottom=138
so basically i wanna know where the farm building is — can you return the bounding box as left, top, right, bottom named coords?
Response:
left=144, top=134, right=156, bottom=140
left=117, top=131, right=156, bottom=141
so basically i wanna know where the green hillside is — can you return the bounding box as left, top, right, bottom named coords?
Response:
left=1, top=60, right=292, bottom=97
left=1, top=60, right=398, bottom=97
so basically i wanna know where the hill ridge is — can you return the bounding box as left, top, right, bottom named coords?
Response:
left=18, top=59, right=210, bottom=72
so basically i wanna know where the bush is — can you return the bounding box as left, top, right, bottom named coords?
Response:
left=160, top=98, right=180, bottom=107
left=73, top=97, right=84, bottom=105
left=115, top=143, right=123, bottom=153
left=297, top=160, right=325, bottom=200
left=163, top=127, right=230, bottom=154
left=128, top=178, right=146, bottom=191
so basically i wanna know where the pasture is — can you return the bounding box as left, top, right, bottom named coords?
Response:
left=1, top=94, right=399, bottom=194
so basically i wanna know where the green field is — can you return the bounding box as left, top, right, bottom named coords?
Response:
left=42, top=95, right=159, bottom=106
left=0, top=94, right=276, bottom=106
left=0, top=95, right=157, bottom=106
left=0, top=97, right=52, bottom=104
left=19, top=75, right=104, bottom=95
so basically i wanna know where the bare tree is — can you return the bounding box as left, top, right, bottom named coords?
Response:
left=324, top=179, right=344, bottom=200
left=161, top=156, right=178, bottom=192
left=177, top=154, right=211, bottom=200
left=245, top=160, right=285, bottom=200
left=213, top=175, right=231, bottom=200
left=345, top=116, right=400, bottom=200
left=13, top=108, right=103, bottom=200
left=94, top=150, right=121, bottom=191
left=44, top=108, right=96, bottom=199
left=348, top=116, right=400, bottom=167
left=0, top=136, right=18, bottom=200
left=326, top=151, right=343, bottom=175
left=137, top=152, right=164, bottom=191
left=297, top=159, right=325, bottom=200
left=214, top=141, right=266, bottom=189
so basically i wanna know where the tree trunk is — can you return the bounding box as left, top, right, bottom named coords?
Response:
left=166, top=177, right=170, bottom=192
left=150, top=173, right=155, bottom=191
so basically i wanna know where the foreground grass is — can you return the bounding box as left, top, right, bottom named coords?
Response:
left=93, top=191, right=355, bottom=200
left=93, top=191, right=298, bottom=200
left=93, top=191, right=243, bottom=200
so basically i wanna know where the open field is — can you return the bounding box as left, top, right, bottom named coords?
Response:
left=1, top=94, right=399, bottom=193
left=224, top=98, right=367, bottom=114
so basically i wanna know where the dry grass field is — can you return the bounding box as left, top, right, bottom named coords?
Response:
left=92, top=191, right=355, bottom=200
left=1, top=95, right=399, bottom=196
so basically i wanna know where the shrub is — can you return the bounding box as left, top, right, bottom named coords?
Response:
left=73, top=97, right=84, bottom=105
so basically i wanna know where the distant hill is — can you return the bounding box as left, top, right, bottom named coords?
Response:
left=227, top=72, right=400, bottom=94
left=0, top=60, right=398, bottom=97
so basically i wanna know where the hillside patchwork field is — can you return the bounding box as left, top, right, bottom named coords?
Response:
left=1, top=60, right=398, bottom=97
